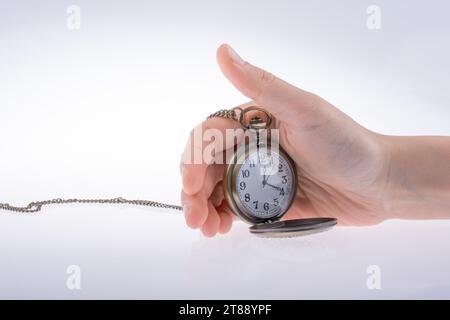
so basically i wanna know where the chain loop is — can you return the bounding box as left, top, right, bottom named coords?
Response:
left=0, top=107, right=240, bottom=214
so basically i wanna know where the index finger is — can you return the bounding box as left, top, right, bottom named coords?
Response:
left=180, top=116, right=241, bottom=196
left=180, top=102, right=258, bottom=196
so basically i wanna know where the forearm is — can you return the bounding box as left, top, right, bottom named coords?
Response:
left=382, top=135, right=450, bottom=220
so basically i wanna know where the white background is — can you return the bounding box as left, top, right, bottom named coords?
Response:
left=0, top=0, right=449, bottom=298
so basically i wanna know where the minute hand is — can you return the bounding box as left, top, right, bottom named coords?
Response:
left=265, top=182, right=283, bottom=192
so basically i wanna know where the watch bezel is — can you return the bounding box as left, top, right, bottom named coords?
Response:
left=223, top=140, right=297, bottom=225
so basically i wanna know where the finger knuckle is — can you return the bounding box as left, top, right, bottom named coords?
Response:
left=259, top=68, right=275, bottom=84
left=255, top=68, right=276, bottom=99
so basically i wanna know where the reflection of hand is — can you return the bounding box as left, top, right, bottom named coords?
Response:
left=180, top=44, right=450, bottom=237
left=260, top=152, right=276, bottom=188
left=264, top=161, right=277, bottom=186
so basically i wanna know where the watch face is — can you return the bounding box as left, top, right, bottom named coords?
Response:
left=231, top=146, right=296, bottom=223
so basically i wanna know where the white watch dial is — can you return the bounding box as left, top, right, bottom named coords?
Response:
left=235, top=147, right=295, bottom=219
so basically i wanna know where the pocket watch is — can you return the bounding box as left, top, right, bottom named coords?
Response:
left=220, top=106, right=337, bottom=238
left=0, top=105, right=337, bottom=238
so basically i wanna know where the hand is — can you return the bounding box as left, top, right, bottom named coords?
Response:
left=180, top=44, right=450, bottom=237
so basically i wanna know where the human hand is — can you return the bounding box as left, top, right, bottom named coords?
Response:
left=180, top=44, right=450, bottom=237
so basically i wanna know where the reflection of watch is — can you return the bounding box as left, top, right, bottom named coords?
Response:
left=220, top=106, right=337, bottom=238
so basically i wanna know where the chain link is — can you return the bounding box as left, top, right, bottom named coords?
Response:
left=207, top=108, right=240, bottom=121
left=0, top=108, right=239, bottom=214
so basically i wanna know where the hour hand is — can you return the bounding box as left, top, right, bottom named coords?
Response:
left=261, top=166, right=268, bottom=187
left=262, top=170, right=267, bottom=187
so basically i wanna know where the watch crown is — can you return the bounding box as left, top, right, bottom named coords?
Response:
left=249, top=116, right=267, bottom=129
left=250, top=116, right=262, bottom=124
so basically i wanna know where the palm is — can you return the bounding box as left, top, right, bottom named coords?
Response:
left=276, top=116, right=388, bottom=226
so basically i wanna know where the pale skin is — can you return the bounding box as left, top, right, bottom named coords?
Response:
left=180, top=44, right=450, bottom=237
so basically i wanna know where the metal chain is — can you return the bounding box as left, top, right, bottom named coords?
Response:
left=206, top=108, right=240, bottom=121
left=0, top=198, right=182, bottom=213
left=0, top=108, right=239, bottom=214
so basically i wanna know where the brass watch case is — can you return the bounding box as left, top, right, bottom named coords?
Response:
left=223, top=139, right=298, bottom=225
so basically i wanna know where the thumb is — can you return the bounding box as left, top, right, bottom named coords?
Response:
left=216, top=44, right=320, bottom=125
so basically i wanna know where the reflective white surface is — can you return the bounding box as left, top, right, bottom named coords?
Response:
left=0, top=0, right=449, bottom=299
left=1, top=211, right=450, bottom=299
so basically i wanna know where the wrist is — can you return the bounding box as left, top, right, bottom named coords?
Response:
left=380, top=135, right=450, bottom=220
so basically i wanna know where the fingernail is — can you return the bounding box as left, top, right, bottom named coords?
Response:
left=226, top=44, right=245, bottom=66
